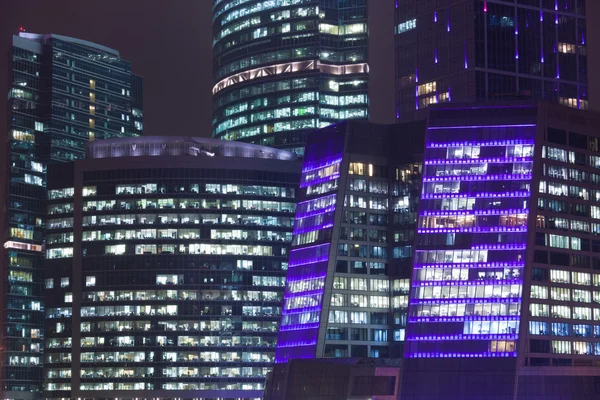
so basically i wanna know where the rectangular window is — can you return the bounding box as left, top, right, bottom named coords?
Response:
left=85, top=276, right=96, bottom=287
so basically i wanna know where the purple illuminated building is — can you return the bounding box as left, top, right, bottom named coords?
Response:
left=395, top=1, right=588, bottom=120
left=275, top=121, right=425, bottom=363
left=402, top=102, right=600, bottom=399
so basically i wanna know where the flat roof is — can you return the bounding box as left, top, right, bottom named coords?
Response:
left=85, top=136, right=297, bottom=161
left=18, top=32, right=120, bottom=56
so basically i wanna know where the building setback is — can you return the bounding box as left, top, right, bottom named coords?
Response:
left=43, top=137, right=300, bottom=399
left=395, top=0, right=588, bottom=119
left=403, top=101, right=600, bottom=399
left=212, top=0, right=369, bottom=155
left=275, top=121, right=424, bottom=363
left=2, top=32, right=142, bottom=398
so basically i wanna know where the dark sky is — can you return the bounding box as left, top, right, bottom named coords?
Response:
left=2, top=0, right=394, bottom=138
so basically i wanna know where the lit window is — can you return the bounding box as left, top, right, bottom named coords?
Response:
left=397, top=19, right=417, bottom=34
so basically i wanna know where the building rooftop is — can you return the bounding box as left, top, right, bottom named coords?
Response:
left=85, top=136, right=298, bottom=161
left=18, top=32, right=120, bottom=56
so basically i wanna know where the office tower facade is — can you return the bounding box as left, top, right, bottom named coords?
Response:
left=275, top=121, right=424, bottom=363
left=402, top=102, right=600, bottom=399
left=43, top=137, right=299, bottom=399
left=395, top=0, right=588, bottom=119
left=3, top=32, right=142, bottom=398
left=212, top=0, right=369, bottom=155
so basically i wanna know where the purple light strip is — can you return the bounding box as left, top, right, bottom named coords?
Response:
left=411, top=297, right=521, bottom=306
left=427, top=139, right=534, bottom=147
left=408, top=353, right=517, bottom=359
left=428, top=124, right=535, bottom=131
left=424, top=156, right=533, bottom=165
left=282, top=304, right=322, bottom=313
left=301, top=156, right=342, bottom=173
left=471, top=244, right=526, bottom=250
left=417, top=226, right=527, bottom=234
left=421, top=208, right=528, bottom=216
left=278, top=323, right=320, bottom=332
left=300, top=173, right=340, bottom=188
left=297, top=194, right=336, bottom=207
left=407, top=334, right=518, bottom=341
left=283, top=289, right=323, bottom=299
left=421, top=191, right=530, bottom=200
left=412, top=279, right=522, bottom=287
left=293, top=222, right=334, bottom=235
left=285, top=276, right=326, bottom=285
left=423, top=174, right=532, bottom=182
left=277, top=340, right=317, bottom=348
left=415, top=86, right=419, bottom=110
left=413, top=262, right=525, bottom=269
left=294, top=205, right=336, bottom=219
left=408, top=315, right=521, bottom=323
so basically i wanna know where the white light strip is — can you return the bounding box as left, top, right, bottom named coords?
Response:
left=213, top=60, right=369, bottom=95
left=4, top=241, right=43, bottom=252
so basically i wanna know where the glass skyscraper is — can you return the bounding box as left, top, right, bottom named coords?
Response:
left=402, top=102, right=600, bottom=399
left=2, top=32, right=142, bottom=398
left=43, top=137, right=299, bottom=399
left=275, top=121, right=424, bottom=363
left=395, top=0, right=588, bottom=119
left=212, top=0, right=369, bottom=155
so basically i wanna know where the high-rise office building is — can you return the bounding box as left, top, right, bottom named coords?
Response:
left=3, top=32, right=142, bottom=398
left=403, top=102, right=600, bottom=399
left=212, top=0, right=369, bottom=155
left=395, top=0, right=588, bottom=119
left=274, top=121, right=424, bottom=363
left=43, top=137, right=299, bottom=399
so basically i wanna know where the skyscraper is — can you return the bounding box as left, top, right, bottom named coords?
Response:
left=403, top=101, right=600, bottom=399
left=212, top=0, right=369, bottom=155
left=3, top=32, right=142, bottom=398
left=43, top=137, right=299, bottom=399
left=395, top=0, right=588, bottom=119
left=274, top=121, right=424, bottom=363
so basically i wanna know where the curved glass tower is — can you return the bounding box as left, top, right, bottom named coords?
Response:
left=212, top=0, right=369, bottom=155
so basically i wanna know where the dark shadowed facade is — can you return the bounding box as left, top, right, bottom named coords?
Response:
left=263, top=358, right=401, bottom=400
left=395, top=1, right=588, bottom=120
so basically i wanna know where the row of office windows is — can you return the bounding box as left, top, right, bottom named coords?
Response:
left=530, top=303, right=600, bottom=320
left=67, top=228, right=291, bottom=243
left=54, top=214, right=294, bottom=228
left=330, top=294, right=395, bottom=309
left=48, top=381, right=264, bottom=391
left=81, top=197, right=296, bottom=213
left=72, top=319, right=278, bottom=334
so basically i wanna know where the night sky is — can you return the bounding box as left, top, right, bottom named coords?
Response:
left=1, top=1, right=394, bottom=139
